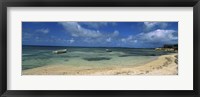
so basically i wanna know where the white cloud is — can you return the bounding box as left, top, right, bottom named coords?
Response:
left=36, top=28, right=49, bottom=34
left=68, top=38, right=75, bottom=44
left=134, top=40, right=138, bottom=43
left=59, top=22, right=103, bottom=38
left=112, top=30, right=119, bottom=37
left=22, top=32, right=32, bottom=40
left=137, top=29, right=177, bottom=43
left=121, top=29, right=177, bottom=47
left=144, top=22, right=157, bottom=29
left=127, top=36, right=133, bottom=40
left=121, top=38, right=126, bottom=43
left=144, top=22, right=168, bottom=31
left=59, top=22, right=120, bottom=44
left=106, top=37, right=112, bottom=42
left=81, top=22, right=117, bottom=29
left=121, top=35, right=135, bottom=43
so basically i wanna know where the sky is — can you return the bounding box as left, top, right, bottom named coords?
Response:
left=22, top=22, right=178, bottom=48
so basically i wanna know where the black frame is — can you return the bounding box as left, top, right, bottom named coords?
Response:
left=0, top=0, right=200, bottom=97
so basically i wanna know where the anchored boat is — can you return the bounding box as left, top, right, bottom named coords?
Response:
left=106, top=49, right=112, bottom=52
left=52, top=49, right=67, bottom=54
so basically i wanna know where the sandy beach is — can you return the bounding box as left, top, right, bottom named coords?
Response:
left=22, top=53, right=178, bottom=75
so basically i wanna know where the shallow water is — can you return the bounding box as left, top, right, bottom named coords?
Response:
left=22, top=46, right=172, bottom=70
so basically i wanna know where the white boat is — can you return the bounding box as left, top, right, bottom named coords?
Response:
left=106, top=49, right=112, bottom=52
left=52, top=49, right=67, bottom=54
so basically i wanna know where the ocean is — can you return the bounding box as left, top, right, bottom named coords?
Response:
left=22, top=45, right=171, bottom=70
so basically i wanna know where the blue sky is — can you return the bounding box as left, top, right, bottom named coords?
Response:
left=22, top=22, right=178, bottom=48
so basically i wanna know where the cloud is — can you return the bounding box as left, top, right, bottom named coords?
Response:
left=68, top=38, right=75, bottom=44
left=22, top=32, right=32, bottom=39
left=133, top=40, right=138, bottom=43
left=121, top=38, right=126, bottom=43
left=80, top=22, right=108, bottom=29
left=35, top=37, right=39, bottom=40
left=144, top=22, right=168, bottom=31
left=36, top=28, right=49, bottom=34
left=121, top=35, right=137, bottom=43
left=112, top=30, right=119, bottom=37
left=80, top=22, right=117, bottom=29
left=59, top=22, right=120, bottom=44
left=120, top=29, right=177, bottom=47
left=106, top=37, right=112, bottom=42
left=59, top=22, right=103, bottom=38
left=136, top=29, right=177, bottom=43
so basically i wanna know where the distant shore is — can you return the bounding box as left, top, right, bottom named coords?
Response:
left=22, top=53, right=178, bottom=75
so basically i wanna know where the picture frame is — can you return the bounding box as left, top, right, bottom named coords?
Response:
left=0, top=0, right=200, bottom=97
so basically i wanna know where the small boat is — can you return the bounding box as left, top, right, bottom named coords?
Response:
left=52, top=49, right=67, bottom=54
left=106, top=49, right=112, bottom=52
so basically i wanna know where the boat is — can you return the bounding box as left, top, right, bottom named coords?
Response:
left=52, top=49, right=67, bottom=54
left=106, top=49, right=112, bottom=52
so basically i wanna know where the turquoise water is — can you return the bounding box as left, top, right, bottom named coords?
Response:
left=22, top=46, right=171, bottom=70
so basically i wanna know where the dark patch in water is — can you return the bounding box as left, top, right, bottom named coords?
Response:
left=64, top=59, right=69, bottom=61
left=22, top=65, right=43, bottom=70
left=118, top=55, right=133, bottom=57
left=53, top=55, right=79, bottom=58
left=144, top=54, right=157, bottom=56
left=69, top=55, right=79, bottom=58
left=83, top=57, right=111, bottom=61
left=22, top=67, right=31, bottom=70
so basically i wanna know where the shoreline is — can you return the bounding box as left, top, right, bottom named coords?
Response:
left=22, top=53, right=178, bottom=75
